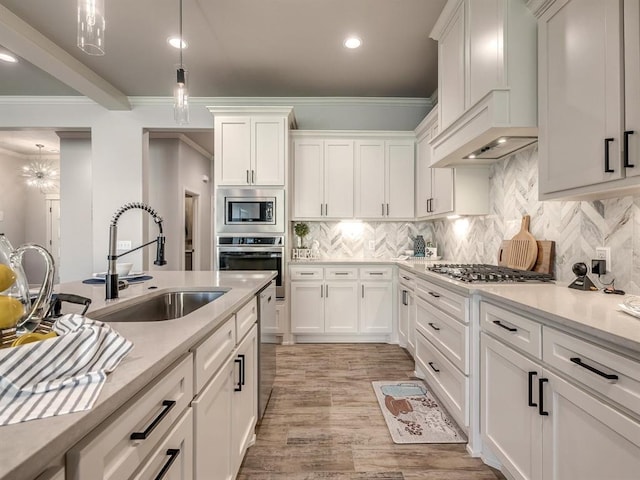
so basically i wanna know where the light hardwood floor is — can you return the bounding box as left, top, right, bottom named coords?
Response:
left=238, top=344, right=505, bottom=479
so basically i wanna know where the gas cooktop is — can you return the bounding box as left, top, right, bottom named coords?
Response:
left=426, top=263, right=554, bottom=283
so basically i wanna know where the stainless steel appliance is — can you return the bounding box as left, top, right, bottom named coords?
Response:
left=217, top=236, right=285, bottom=298
left=426, top=264, right=554, bottom=283
left=258, top=281, right=276, bottom=421
left=216, top=188, right=285, bottom=234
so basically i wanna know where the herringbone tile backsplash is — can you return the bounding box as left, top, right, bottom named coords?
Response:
left=300, top=146, right=640, bottom=293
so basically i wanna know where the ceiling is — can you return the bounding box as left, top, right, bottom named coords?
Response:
left=0, top=0, right=446, bottom=100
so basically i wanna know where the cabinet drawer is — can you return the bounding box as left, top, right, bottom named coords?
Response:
left=359, top=266, right=393, bottom=280
left=416, top=296, right=468, bottom=374
left=543, top=326, right=640, bottom=416
left=290, top=266, right=324, bottom=280
left=131, top=408, right=193, bottom=480
left=480, top=302, right=541, bottom=359
left=415, top=331, right=468, bottom=427
left=236, top=298, right=257, bottom=342
left=416, top=279, right=467, bottom=323
left=398, top=270, right=415, bottom=290
left=67, top=354, right=193, bottom=480
left=193, top=316, right=236, bottom=393
left=325, top=267, right=358, bottom=279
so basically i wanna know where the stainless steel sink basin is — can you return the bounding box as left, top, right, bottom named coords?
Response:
left=94, top=290, right=227, bottom=322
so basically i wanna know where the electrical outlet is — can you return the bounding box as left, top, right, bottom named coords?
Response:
left=117, top=240, right=132, bottom=251
left=595, top=247, right=611, bottom=270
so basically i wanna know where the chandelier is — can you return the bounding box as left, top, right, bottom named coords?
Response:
left=22, top=144, right=59, bottom=192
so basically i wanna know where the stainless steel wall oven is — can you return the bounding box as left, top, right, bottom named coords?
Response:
left=217, top=236, right=285, bottom=298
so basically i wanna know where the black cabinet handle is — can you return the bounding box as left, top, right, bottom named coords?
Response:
left=428, top=322, right=440, bottom=331
left=428, top=361, right=440, bottom=373
left=493, top=320, right=517, bottom=332
left=402, top=290, right=408, bottom=306
left=428, top=291, right=440, bottom=298
left=570, top=357, right=619, bottom=381
left=154, top=449, right=181, bottom=480
left=234, top=356, right=243, bottom=392
left=239, top=354, right=246, bottom=386
left=246, top=170, right=250, bottom=184
left=528, top=371, right=538, bottom=407
left=252, top=170, right=255, bottom=184
left=604, top=138, right=615, bottom=172
left=538, top=378, right=549, bottom=416
left=130, top=400, right=176, bottom=440
left=624, top=131, right=635, bottom=168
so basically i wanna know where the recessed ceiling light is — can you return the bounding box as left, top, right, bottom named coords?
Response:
left=344, top=36, right=362, bottom=49
left=497, top=138, right=507, bottom=144
left=468, top=154, right=476, bottom=159
left=167, top=36, right=188, bottom=49
left=0, top=52, right=18, bottom=63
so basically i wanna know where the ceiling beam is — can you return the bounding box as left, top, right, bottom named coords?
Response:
left=0, top=4, right=130, bottom=110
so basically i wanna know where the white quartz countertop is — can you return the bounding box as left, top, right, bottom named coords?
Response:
left=0, top=271, right=275, bottom=480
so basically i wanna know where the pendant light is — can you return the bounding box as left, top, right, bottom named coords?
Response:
left=174, top=0, right=189, bottom=124
left=22, top=144, right=59, bottom=192
left=77, top=0, right=106, bottom=56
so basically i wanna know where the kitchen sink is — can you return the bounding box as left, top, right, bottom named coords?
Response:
left=94, top=290, right=227, bottom=322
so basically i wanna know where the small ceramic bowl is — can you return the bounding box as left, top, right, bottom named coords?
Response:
left=116, top=263, right=133, bottom=277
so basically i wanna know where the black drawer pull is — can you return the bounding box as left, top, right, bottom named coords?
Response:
left=428, top=291, right=440, bottom=298
left=335, top=272, right=350, bottom=275
left=402, top=290, right=408, bottom=306
left=428, top=361, right=440, bottom=373
left=154, top=448, right=181, bottom=480
left=528, top=371, right=537, bottom=407
left=570, top=357, right=619, bottom=381
left=604, top=137, right=615, bottom=172
left=299, top=272, right=315, bottom=276
left=538, top=378, right=549, bottom=416
left=130, top=400, right=176, bottom=440
left=493, top=320, right=517, bottom=332
left=234, top=356, right=243, bottom=392
left=401, top=275, right=410, bottom=281
left=624, top=131, right=635, bottom=168
left=428, top=322, right=440, bottom=331
left=369, top=272, right=384, bottom=276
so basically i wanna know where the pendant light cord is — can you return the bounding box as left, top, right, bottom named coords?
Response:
left=179, top=0, right=183, bottom=69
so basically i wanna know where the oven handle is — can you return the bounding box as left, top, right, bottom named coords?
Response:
left=218, top=247, right=284, bottom=254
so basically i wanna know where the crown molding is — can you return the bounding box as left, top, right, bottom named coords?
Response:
left=0, top=96, right=95, bottom=105
left=291, top=130, right=416, bottom=139
left=430, top=0, right=464, bottom=40
left=131, top=96, right=431, bottom=108
left=525, top=0, right=556, bottom=18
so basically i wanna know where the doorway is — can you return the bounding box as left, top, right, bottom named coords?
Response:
left=184, top=191, right=199, bottom=271
left=45, top=196, right=60, bottom=283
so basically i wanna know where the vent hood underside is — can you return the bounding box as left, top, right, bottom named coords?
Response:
left=464, top=136, right=538, bottom=160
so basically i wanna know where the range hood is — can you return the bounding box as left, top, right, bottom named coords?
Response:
left=429, top=91, right=538, bottom=168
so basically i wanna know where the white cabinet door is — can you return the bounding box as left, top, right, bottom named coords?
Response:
left=293, top=140, right=324, bottom=219
left=355, top=140, right=386, bottom=218
left=467, top=0, right=501, bottom=106
left=438, top=0, right=466, bottom=130
left=324, top=139, right=355, bottom=218
left=193, top=358, right=234, bottom=480
left=415, top=135, right=433, bottom=218
left=541, top=370, right=640, bottom=480
left=215, top=117, right=252, bottom=186
left=252, top=116, right=285, bottom=186
left=386, top=141, right=415, bottom=218
left=397, top=284, right=409, bottom=347
left=539, top=0, right=624, bottom=194
left=231, top=325, right=257, bottom=476
left=325, top=282, right=359, bottom=333
left=360, top=282, right=393, bottom=334
left=624, top=0, right=640, bottom=178
left=290, top=281, right=325, bottom=333
left=481, top=333, right=542, bottom=480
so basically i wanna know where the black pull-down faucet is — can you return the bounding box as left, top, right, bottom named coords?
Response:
left=106, top=202, right=167, bottom=300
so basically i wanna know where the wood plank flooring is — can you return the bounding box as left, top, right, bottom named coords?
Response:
left=237, top=344, right=505, bottom=480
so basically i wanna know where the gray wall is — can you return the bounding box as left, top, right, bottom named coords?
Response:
left=0, top=152, right=26, bottom=244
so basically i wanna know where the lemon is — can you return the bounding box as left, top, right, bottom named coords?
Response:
left=0, top=264, right=17, bottom=292
left=0, top=295, right=24, bottom=329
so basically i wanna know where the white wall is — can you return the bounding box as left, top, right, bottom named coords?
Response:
left=0, top=151, right=26, bottom=244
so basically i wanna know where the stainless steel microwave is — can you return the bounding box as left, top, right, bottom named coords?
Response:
left=216, top=188, right=285, bottom=233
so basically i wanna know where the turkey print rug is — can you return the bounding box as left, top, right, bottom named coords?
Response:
left=372, top=381, right=467, bottom=444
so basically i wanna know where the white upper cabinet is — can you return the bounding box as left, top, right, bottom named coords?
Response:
left=210, top=107, right=294, bottom=187
left=536, top=0, right=640, bottom=200
left=429, top=0, right=538, bottom=167
left=415, top=108, right=489, bottom=219
left=292, top=135, right=354, bottom=220
left=355, top=136, right=415, bottom=220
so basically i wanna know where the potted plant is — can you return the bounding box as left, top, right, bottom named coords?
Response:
left=294, top=222, right=309, bottom=248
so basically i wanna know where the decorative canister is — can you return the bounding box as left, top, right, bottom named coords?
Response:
left=414, top=235, right=426, bottom=257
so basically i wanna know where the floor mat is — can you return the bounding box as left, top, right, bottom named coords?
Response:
left=372, top=380, right=467, bottom=444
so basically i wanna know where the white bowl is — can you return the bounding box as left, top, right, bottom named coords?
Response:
left=116, top=262, right=133, bottom=276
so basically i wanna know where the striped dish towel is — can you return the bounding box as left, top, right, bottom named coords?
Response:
left=0, top=314, right=133, bottom=426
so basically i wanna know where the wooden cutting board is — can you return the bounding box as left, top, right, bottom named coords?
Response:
left=507, top=215, right=538, bottom=270
left=499, top=240, right=555, bottom=275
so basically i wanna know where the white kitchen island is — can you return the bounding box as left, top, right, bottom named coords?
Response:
left=0, top=270, right=275, bottom=480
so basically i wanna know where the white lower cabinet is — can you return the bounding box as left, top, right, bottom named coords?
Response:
left=326, top=283, right=359, bottom=333
left=290, top=281, right=325, bottom=333
left=480, top=301, right=640, bottom=480
left=360, top=281, right=393, bottom=334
